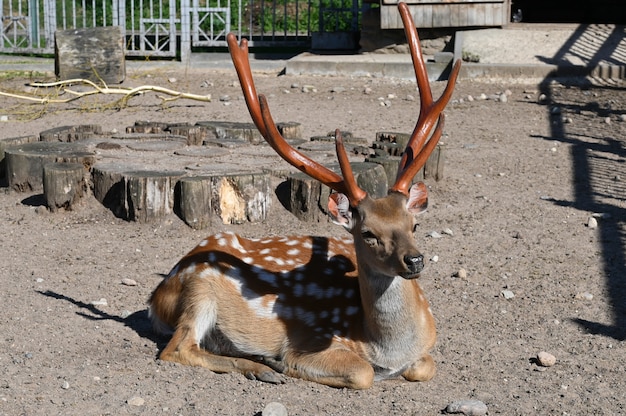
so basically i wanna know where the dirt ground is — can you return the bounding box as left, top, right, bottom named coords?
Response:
left=0, top=66, right=625, bottom=415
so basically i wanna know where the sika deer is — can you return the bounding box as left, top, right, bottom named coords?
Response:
left=149, top=2, right=461, bottom=389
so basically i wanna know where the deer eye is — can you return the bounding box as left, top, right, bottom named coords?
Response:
left=361, top=231, right=379, bottom=247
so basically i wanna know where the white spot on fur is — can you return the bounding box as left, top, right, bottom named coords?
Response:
left=199, top=239, right=209, bottom=247
left=242, top=257, right=254, bottom=264
left=259, top=248, right=271, bottom=255
left=194, top=302, right=217, bottom=343
left=293, top=284, right=304, bottom=297
left=287, top=248, right=300, bottom=256
left=346, top=306, right=359, bottom=316
left=286, top=239, right=300, bottom=246
left=246, top=296, right=277, bottom=319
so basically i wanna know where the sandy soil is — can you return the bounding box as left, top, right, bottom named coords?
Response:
left=0, top=67, right=625, bottom=415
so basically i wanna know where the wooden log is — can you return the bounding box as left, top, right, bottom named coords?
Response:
left=126, top=121, right=170, bottom=134
left=4, top=142, right=96, bottom=192
left=168, top=125, right=208, bottom=146
left=123, top=170, right=186, bottom=223
left=211, top=173, right=271, bottom=224
left=43, top=163, right=87, bottom=212
left=196, top=121, right=264, bottom=144
left=0, top=135, right=39, bottom=185
left=176, top=176, right=212, bottom=229
left=91, top=163, right=129, bottom=217
left=39, top=125, right=103, bottom=142
left=276, top=122, right=302, bottom=140
left=284, top=162, right=387, bottom=222
left=54, top=26, right=125, bottom=84
left=424, top=142, right=445, bottom=181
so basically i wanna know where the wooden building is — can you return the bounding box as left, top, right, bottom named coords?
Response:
left=380, top=0, right=512, bottom=29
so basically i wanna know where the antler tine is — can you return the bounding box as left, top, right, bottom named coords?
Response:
left=391, top=2, right=461, bottom=196
left=334, top=129, right=367, bottom=205
left=226, top=33, right=266, bottom=136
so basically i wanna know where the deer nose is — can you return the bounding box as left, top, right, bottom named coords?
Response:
left=404, top=254, right=424, bottom=274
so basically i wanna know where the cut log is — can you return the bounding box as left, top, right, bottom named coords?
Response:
left=126, top=121, right=171, bottom=134
left=39, top=125, right=103, bottom=142
left=424, top=143, right=445, bottom=181
left=196, top=121, right=263, bottom=144
left=91, top=163, right=130, bottom=217
left=4, top=142, right=96, bottom=192
left=123, top=170, right=186, bottom=223
left=0, top=135, right=39, bottom=185
left=168, top=125, right=208, bottom=146
left=54, top=26, right=125, bottom=84
left=176, top=176, right=212, bottom=229
left=283, top=162, right=387, bottom=222
left=43, top=163, right=87, bottom=211
left=211, top=173, right=271, bottom=224
left=276, top=122, right=302, bottom=140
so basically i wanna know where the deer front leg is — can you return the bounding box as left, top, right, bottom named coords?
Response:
left=402, top=353, right=436, bottom=382
left=159, top=325, right=285, bottom=384
left=284, top=348, right=375, bottom=389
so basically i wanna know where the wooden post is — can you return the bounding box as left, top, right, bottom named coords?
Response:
left=55, top=26, right=125, bottom=84
left=177, top=176, right=212, bottom=229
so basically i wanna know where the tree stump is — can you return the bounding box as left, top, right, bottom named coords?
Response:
left=211, top=173, right=271, bottom=224
left=168, top=125, right=208, bottom=146
left=123, top=170, right=186, bottom=223
left=4, top=142, right=96, bottom=192
left=197, top=121, right=264, bottom=144
left=55, top=26, right=125, bottom=84
left=39, top=125, right=103, bottom=142
left=0, top=135, right=39, bottom=185
left=43, top=163, right=87, bottom=211
left=91, top=163, right=129, bottom=217
left=277, top=122, right=303, bottom=140
left=176, top=176, right=212, bottom=229
left=283, top=162, right=387, bottom=222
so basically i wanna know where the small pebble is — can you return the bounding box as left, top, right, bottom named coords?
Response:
left=537, top=351, right=556, bottom=367
left=301, top=85, right=317, bottom=93
left=498, top=93, right=508, bottom=102
left=442, top=228, right=454, bottom=236
left=167, top=77, right=177, bottom=83
left=127, top=396, right=145, bottom=407
left=219, top=95, right=231, bottom=102
left=121, top=278, right=137, bottom=286
left=575, top=292, right=593, bottom=301
left=262, top=401, right=288, bottom=416
left=430, top=255, right=439, bottom=263
left=587, top=217, right=598, bottom=229
left=0, top=115, right=8, bottom=122
left=428, top=231, right=442, bottom=239
left=61, top=381, right=70, bottom=390
left=445, top=399, right=488, bottom=415
left=456, top=268, right=467, bottom=279
left=501, top=290, right=515, bottom=299
left=91, top=298, right=108, bottom=306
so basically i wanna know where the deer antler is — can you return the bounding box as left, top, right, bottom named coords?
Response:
left=390, top=2, right=462, bottom=196
left=227, top=33, right=367, bottom=205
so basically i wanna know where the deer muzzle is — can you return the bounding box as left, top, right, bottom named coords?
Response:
left=400, top=254, right=424, bottom=279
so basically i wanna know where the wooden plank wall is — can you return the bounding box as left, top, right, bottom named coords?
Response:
left=381, top=1, right=510, bottom=29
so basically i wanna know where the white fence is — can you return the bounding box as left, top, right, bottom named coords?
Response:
left=1, top=0, right=360, bottom=60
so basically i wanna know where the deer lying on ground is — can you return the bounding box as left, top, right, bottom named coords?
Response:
left=149, top=2, right=461, bottom=389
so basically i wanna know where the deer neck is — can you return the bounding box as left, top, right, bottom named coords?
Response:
left=354, top=252, right=417, bottom=342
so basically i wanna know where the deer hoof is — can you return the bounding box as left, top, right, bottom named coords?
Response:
left=245, top=370, right=286, bottom=384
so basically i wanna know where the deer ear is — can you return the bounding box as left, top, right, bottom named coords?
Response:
left=328, top=193, right=354, bottom=228
left=407, top=182, right=429, bottom=215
